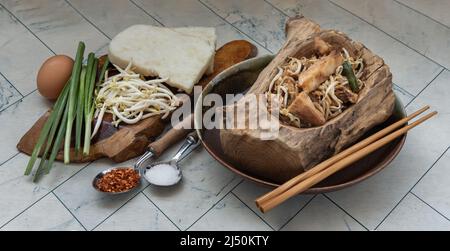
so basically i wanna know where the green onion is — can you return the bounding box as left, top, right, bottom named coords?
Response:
left=33, top=82, right=70, bottom=178
left=97, top=57, right=109, bottom=87
left=64, top=42, right=85, bottom=163
left=342, top=60, right=359, bottom=93
left=25, top=41, right=106, bottom=181
left=74, top=66, right=86, bottom=155
left=83, top=55, right=98, bottom=155
left=84, top=53, right=96, bottom=110
left=24, top=81, right=70, bottom=175
left=42, top=103, right=69, bottom=177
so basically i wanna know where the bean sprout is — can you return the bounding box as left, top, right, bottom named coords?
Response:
left=266, top=48, right=365, bottom=127
left=91, top=61, right=180, bottom=138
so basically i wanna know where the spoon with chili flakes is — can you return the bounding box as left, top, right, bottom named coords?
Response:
left=92, top=115, right=194, bottom=194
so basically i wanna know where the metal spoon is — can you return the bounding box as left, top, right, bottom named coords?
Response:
left=92, top=115, right=194, bottom=194
left=143, top=131, right=199, bottom=187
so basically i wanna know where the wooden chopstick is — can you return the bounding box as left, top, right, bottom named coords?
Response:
left=255, top=105, right=430, bottom=208
left=258, top=110, right=437, bottom=213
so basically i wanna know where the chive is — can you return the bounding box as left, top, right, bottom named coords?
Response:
left=83, top=56, right=98, bottom=155
left=74, top=66, right=87, bottom=154
left=33, top=82, right=70, bottom=177
left=342, top=60, right=359, bottom=93
left=64, top=42, right=85, bottom=164
left=24, top=81, right=70, bottom=175
left=42, top=103, right=69, bottom=177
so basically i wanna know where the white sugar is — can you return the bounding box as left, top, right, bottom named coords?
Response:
left=145, top=163, right=180, bottom=186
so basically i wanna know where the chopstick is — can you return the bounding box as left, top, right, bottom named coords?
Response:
left=256, top=105, right=430, bottom=207
left=256, top=108, right=437, bottom=213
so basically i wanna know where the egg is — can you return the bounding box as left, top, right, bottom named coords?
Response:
left=37, top=55, right=74, bottom=100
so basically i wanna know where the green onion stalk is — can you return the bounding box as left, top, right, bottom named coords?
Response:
left=24, top=81, right=71, bottom=176
left=42, top=103, right=69, bottom=178
left=33, top=82, right=71, bottom=179
left=64, top=41, right=85, bottom=164
left=83, top=55, right=100, bottom=155
left=74, top=66, right=87, bottom=155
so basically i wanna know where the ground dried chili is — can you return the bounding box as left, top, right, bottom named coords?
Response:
left=96, top=168, right=140, bottom=193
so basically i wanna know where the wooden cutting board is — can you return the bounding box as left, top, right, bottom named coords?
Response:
left=17, top=40, right=258, bottom=163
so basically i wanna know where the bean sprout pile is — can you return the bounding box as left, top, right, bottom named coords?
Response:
left=91, top=62, right=180, bottom=138
left=266, top=48, right=364, bottom=128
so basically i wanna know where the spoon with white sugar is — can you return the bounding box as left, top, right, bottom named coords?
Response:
left=143, top=131, right=199, bottom=187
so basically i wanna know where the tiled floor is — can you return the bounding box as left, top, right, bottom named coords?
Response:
left=0, top=0, right=449, bottom=231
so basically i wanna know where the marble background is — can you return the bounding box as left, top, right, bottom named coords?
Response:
left=0, top=0, right=449, bottom=231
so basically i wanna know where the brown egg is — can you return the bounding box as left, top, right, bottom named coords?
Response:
left=37, top=55, right=74, bottom=100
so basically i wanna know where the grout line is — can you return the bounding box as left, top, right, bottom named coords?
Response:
left=323, top=194, right=370, bottom=231
left=185, top=179, right=244, bottom=231
left=22, top=88, right=38, bottom=98
left=65, top=0, right=111, bottom=40
left=264, top=0, right=290, bottom=19
left=94, top=171, right=244, bottom=231
left=52, top=191, right=88, bottom=231
left=408, top=146, right=450, bottom=192
left=392, top=83, right=414, bottom=100
left=265, top=0, right=447, bottom=102
left=90, top=188, right=147, bottom=231
left=0, top=71, right=24, bottom=98
left=393, top=0, right=450, bottom=30
left=405, top=68, right=445, bottom=108
left=0, top=161, right=93, bottom=229
left=374, top=146, right=450, bottom=230
left=197, top=0, right=273, bottom=54
left=0, top=3, right=56, bottom=55
left=131, top=0, right=272, bottom=55
left=128, top=0, right=165, bottom=27
left=327, top=0, right=448, bottom=70
left=410, top=191, right=450, bottom=222
left=230, top=191, right=275, bottom=231
left=141, top=191, right=182, bottom=231
left=277, top=194, right=317, bottom=230
left=0, top=188, right=48, bottom=229
left=0, top=89, right=38, bottom=116
left=2, top=0, right=445, bottom=232
left=0, top=152, right=20, bottom=167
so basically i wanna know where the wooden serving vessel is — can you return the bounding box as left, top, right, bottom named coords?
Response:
left=194, top=55, right=406, bottom=193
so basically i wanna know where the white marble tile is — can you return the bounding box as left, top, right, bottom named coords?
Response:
left=378, top=193, right=450, bottom=231
left=393, top=84, right=414, bottom=106
left=203, top=0, right=287, bottom=53
left=281, top=195, right=366, bottom=231
left=413, top=149, right=450, bottom=219
left=189, top=193, right=271, bottom=231
left=0, top=153, right=86, bottom=227
left=232, top=180, right=312, bottom=230
left=2, top=0, right=109, bottom=56
left=94, top=193, right=178, bottom=231
left=0, top=92, right=51, bottom=165
left=132, top=0, right=268, bottom=53
left=0, top=73, right=21, bottom=112
left=267, top=0, right=442, bottom=96
left=0, top=6, right=53, bottom=95
left=1, top=193, right=84, bottom=231
left=328, top=70, right=450, bottom=229
left=143, top=142, right=242, bottom=230
left=332, top=0, right=450, bottom=69
left=397, top=0, right=450, bottom=28
left=53, top=158, right=145, bottom=230
left=68, top=0, right=161, bottom=39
